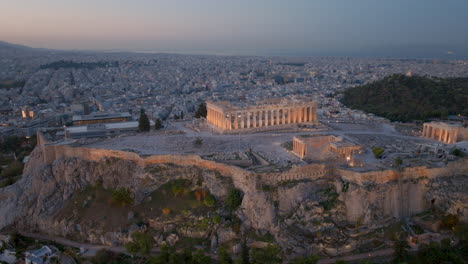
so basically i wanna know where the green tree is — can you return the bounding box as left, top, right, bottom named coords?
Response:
left=250, top=245, right=282, bottom=264
left=138, top=109, right=150, bottom=132
left=372, top=147, right=384, bottom=159
left=194, top=103, right=207, bottom=118
left=204, top=194, right=216, bottom=207
left=226, top=188, right=243, bottom=211
left=124, top=231, right=154, bottom=256
left=192, top=249, right=211, bottom=264
left=289, top=255, right=320, bottom=264
left=218, top=246, right=233, bottom=264
left=238, top=240, right=250, bottom=264
left=392, top=238, right=409, bottom=263
left=111, top=188, right=134, bottom=206
left=154, top=118, right=163, bottom=130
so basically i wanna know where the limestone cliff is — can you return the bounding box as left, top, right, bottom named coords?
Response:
left=0, top=145, right=466, bottom=257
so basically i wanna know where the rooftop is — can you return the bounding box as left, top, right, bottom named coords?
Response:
left=72, top=112, right=131, bottom=122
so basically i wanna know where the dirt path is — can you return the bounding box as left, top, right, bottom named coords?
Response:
left=317, top=248, right=393, bottom=264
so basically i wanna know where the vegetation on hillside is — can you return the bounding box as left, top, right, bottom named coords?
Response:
left=342, top=74, right=468, bottom=122
left=0, top=136, right=36, bottom=188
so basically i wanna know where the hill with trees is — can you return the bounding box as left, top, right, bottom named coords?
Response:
left=342, top=74, right=468, bottom=122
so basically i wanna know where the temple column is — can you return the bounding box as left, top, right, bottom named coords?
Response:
left=297, top=107, right=304, bottom=123
left=246, top=112, right=251, bottom=128
left=273, top=110, right=277, bottom=125
left=266, top=110, right=270, bottom=127
left=309, top=106, right=313, bottom=122
left=252, top=111, right=257, bottom=128
left=301, top=107, right=305, bottom=122
left=304, top=107, right=308, bottom=122
left=287, top=109, right=291, bottom=124
left=234, top=113, right=238, bottom=129
left=281, top=108, right=286, bottom=125
left=240, top=112, right=244, bottom=129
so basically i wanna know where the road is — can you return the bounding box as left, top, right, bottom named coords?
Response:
left=19, top=232, right=127, bottom=257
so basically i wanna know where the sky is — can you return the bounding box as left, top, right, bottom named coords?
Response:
left=1, top=0, right=468, bottom=57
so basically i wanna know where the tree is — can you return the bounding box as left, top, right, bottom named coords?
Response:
left=192, top=249, right=212, bottom=264
left=226, top=188, right=243, bottom=211
left=125, top=231, right=154, bottom=256
left=138, top=109, right=150, bottom=132
left=250, top=245, right=282, bottom=264
left=111, top=188, right=134, bottom=206
left=194, top=103, right=207, bottom=118
left=154, top=118, right=163, bottom=130
left=392, top=238, right=409, bottom=263
left=239, top=240, right=250, bottom=264
left=203, top=194, right=216, bottom=207
left=218, top=246, right=233, bottom=264
left=372, top=147, right=384, bottom=159
left=289, top=255, right=320, bottom=264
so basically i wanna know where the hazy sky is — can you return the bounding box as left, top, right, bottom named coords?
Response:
left=2, top=0, right=468, bottom=57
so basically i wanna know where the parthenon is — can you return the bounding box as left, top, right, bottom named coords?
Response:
left=206, top=98, right=317, bottom=131
left=422, top=122, right=468, bottom=144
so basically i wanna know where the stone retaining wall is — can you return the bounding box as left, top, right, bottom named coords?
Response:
left=39, top=143, right=466, bottom=187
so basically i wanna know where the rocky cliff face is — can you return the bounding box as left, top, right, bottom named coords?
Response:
left=0, top=146, right=466, bottom=257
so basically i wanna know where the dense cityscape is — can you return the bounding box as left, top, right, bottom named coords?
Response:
left=1, top=1, right=468, bottom=264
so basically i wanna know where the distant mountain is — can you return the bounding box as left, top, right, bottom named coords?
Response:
left=0, top=40, right=34, bottom=50
left=342, top=74, right=468, bottom=122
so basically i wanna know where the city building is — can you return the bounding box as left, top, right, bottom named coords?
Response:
left=64, top=121, right=140, bottom=139
left=422, top=122, right=468, bottom=144
left=25, top=246, right=56, bottom=264
left=292, top=135, right=363, bottom=162
left=72, top=112, right=132, bottom=126
left=206, top=98, right=317, bottom=131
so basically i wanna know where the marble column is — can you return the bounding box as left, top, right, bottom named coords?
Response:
left=246, top=112, right=251, bottom=128
left=273, top=110, right=277, bottom=125
left=252, top=111, right=257, bottom=128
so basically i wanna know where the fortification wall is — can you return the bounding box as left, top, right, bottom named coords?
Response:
left=339, top=160, right=468, bottom=186
left=39, top=144, right=467, bottom=188
left=260, top=163, right=327, bottom=184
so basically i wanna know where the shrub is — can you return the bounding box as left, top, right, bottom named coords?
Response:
left=372, top=147, right=384, bottom=158
left=0, top=161, right=23, bottom=178
left=193, top=137, right=203, bottom=148
left=250, top=245, right=282, bottom=264
left=217, top=246, right=233, bottom=264
left=169, top=179, right=191, bottom=197
left=111, top=188, right=134, bottom=206
left=442, top=214, right=459, bottom=229
left=289, top=255, right=320, bottom=264
left=125, top=231, right=154, bottom=256
left=451, top=148, right=464, bottom=157
left=203, top=194, right=216, bottom=207
left=225, top=188, right=243, bottom=211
